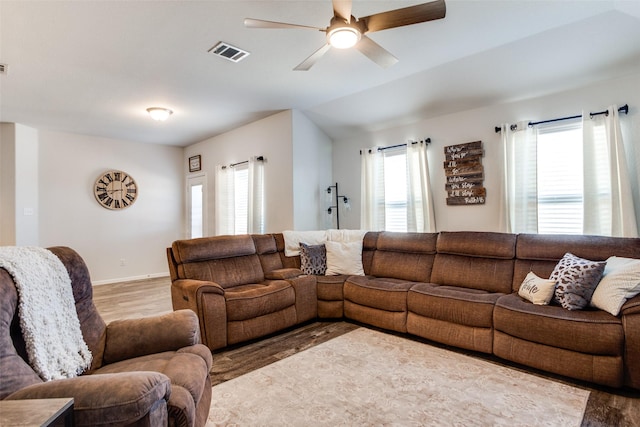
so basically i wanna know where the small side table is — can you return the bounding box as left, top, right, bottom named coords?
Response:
left=0, top=398, right=74, bottom=426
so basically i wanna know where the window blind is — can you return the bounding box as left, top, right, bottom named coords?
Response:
left=536, top=120, right=583, bottom=234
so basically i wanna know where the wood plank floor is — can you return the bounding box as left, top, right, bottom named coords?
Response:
left=93, top=277, right=640, bottom=427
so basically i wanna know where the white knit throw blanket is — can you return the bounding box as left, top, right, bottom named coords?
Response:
left=0, top=246, right=92, bottom=381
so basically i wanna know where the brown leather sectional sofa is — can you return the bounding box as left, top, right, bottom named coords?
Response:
left=167, top=231, right=640, bottom=390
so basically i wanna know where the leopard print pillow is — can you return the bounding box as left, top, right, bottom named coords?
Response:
left=299, top=242, right=327, bottom=275
left=550, top=252, right=606, bottom=310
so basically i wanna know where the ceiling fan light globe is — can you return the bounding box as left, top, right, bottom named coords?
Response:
left=328, top=27, right=361, bottom=49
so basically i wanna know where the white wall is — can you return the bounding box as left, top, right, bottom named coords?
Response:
left=0, top=123, right=17, bottom=245
left=333, top=72, right=640, bottom=232
left=37, top=130, right=184, bottom=283
left=0, top=123, right=40, bottom=246
left=186, top=110, right=332, bottom=234
left=185, top=110, right=294, bottom=234
left=292, top=110, right=333, bottom=230
left=15, top=124, right=39, bottom=245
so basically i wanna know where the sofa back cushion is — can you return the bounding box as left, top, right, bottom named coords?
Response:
left=369, top=232, right=438, bottom=282
left=252, top=234, right=284, bottom=273
left=431, top=231, right=516, bottom=293
left=362, top=232, right=380, bottom=275
left=513, top=234, right=640, bottom=292
left=272, top=233, right=302, bottom=269
left=171, top=235, right=264, bottom=288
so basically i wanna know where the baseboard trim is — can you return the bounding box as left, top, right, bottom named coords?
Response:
left=92, top=272, right=169, bottom=286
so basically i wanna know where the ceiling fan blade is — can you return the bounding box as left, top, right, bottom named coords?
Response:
left=294, top=44, right=332, bottom=71
left=244, top=18, right=322, bottom=31
left=332, top=0, right=353, bottom=23
left=355, top=35, right=398, bottom=68
left=360, top=0, right=446, bottom=33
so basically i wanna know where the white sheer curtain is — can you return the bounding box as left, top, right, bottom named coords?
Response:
left=407, top=142, right=436, bottom=232
left=360, top=148, right=385, bottom=231
left=583, top=105, right=638, bottom=237
left=215, top=158, right=265, bottom=235
left=499, top=121, right=538, bottom=233
left=215, top=165, right=235, bottom=235
left=247, top=156, right=265, bottom=234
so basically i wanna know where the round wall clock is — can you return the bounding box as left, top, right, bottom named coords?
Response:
left=94, top=170, right=138, bottom=210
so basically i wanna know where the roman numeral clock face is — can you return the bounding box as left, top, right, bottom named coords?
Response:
left=94, top=170, right=138, bottom=210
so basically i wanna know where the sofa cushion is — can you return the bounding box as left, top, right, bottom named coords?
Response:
left=299, top=243, right=327, bottom=275
left=316, top=275, right=347, bottom=301
left=518, top=271, right=556, bottom=305
left=93, top=348, right=210, bottom=427
left=369, top=232, right=437, bottom=282
left=224, top=281, right=295, bottom=321
left=172, top=235, right=265, bottom=287
left=344, top=276, right=414, bottom=312
left=408, top=284, right=502, bottom=328
left=494, top=294, right=623, bottom=356
left=591, top=256, right=640, bottom=316
left=431, top=254, right=514, bottom=294
left=325, top=241, right=364, bottom=275
left=252, top=234, right=285, bottom=273
left=172, top=235, right=256, bottom=263
left=431, top=232, right=516, bottom=294
left=7, top=371, right=171, bottom=426
left=550, top=253, right=606, bottom=310
left=436, top=231, right=517, bottom=259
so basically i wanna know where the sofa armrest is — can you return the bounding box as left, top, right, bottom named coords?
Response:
left=621, top=294, right=640, bottom=315
left=622, top=294, right=640, bottom=389
left=103, top=310, right=201, bottom=364
left=265, top=268, right=304, bottom=280
left=6, top=372, right=170, bottom=426
left=170, top=278, right=228, bottom=351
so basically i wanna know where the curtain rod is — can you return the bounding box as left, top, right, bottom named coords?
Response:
left=359, top=138, right=430, bottom=155
left=494, top=104, right=629, bottom=133
left=231, top=155, right=264, bottom=167
left=223, top=155, right=264, bottom=169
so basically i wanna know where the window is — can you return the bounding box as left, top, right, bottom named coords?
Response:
left=382, top=148, right=409, bottom=232
left=233, top=164, right=249, bottom=235
left=215, top=157, right=264, bottom=235
left=187, top=174, right=206, bottom=238
left=361, top=143, right=435, bottom=232
left=190, top=184, right=204, bottom=237
left=502, top=105, right=636, bottom=236
left=536, top=121, right=583, bottom=234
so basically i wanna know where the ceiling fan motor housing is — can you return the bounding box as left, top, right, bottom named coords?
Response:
left=326, top=17, right=366, bottom=49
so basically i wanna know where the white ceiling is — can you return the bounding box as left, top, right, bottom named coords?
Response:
left=1, top=0, right=640, bottom=147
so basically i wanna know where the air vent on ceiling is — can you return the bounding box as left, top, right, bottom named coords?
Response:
left=208, top=42, right=250, bottom=63
left=0, top=64, right=7, bottom=74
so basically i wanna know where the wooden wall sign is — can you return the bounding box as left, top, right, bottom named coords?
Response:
left=444, top=141, right=486, bottom=205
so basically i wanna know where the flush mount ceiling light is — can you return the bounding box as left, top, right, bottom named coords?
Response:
left=146, top=107, right=173, bottom=121
left=327, top=25, right=361, bottom=49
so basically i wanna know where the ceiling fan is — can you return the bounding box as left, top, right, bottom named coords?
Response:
left=244, top=0, right=446, bottom=71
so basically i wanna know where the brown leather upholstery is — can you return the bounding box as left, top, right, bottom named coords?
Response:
left=1, top=246, right=212, bottom=427
left=493, top=233, right=640, bottom=389
left=168, top=234, right=316, bottom=351
left=406, top=232, right=516, bottom=353
left=343, top=232, right=438, bottom=333
left=169, top=231, right=640, bottom=390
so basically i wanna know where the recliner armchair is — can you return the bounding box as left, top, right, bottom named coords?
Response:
left=167, top=234, right=317, bottom=351
left=0, top=246, right=212, bottom=427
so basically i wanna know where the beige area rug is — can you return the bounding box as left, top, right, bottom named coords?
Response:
left=207, top=328, right=589, bottom=426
